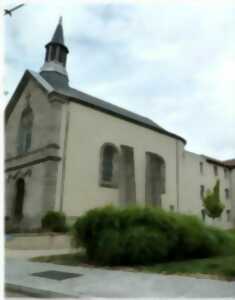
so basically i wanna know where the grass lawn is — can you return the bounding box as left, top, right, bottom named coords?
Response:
left=138, top=255, right=235, bottom=280
left=31, top=252, right=235, bottom=281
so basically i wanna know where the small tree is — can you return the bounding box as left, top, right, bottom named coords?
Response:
left=203, top=180, right=224, bottom=219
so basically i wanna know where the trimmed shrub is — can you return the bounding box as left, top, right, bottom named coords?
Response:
left=209, top=227, right=235, bottom=256
left=41, top=211, right=67, bottom=233
left=72, top=205, right=234, bottom=266
left=94, top=229, right=124, bottom=265
left=169, top=214, right=220, bottom=259
left=72, top=206, right=121, bottom=257
left=122, top=226, right=169, bottom=265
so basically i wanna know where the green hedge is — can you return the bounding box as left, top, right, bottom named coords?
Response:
left=72, top=206, right=235, bottom=266
left=41, top=211, right=68, bottom=233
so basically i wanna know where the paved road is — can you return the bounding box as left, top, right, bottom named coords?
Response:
left=5, top=254, right=235, bottom=298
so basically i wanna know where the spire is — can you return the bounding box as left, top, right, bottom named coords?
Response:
left=40, top=17, right=69, bottom=86
left=51, top=16, right=65, bottom=45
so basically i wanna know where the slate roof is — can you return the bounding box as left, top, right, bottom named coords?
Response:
left=224, top=159, right=235, bottom=167
left=5, top=70, right=186, bottom=144
left=43, top=71, right=187, bottom=144
left=50, top=17, right=65, bottom=46
left=204, top=156, right=235, bottom=169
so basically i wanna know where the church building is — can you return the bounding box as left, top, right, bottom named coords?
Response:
left=5, top=19, right=235, bottom=230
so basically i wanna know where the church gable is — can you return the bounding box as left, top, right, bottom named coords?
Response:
left=5, top=75, right=62, bottom=159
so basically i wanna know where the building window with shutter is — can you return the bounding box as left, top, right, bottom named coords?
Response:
left=224, top=168, right=229, bottom=179
left=225, top=188, right=230, bottom=200
left=213, top=165, right=218, bottom=176
left=200, top=185, right=205, bottom=200
left=200, top=162, right=204, bottom=175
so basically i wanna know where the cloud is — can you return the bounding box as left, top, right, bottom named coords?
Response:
left=3, top=0, right=235, bottom=159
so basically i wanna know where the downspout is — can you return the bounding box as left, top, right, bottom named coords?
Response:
left=59, top=102, right=70, bottom=212
left=176, top=140, right=180, bottom=211
left=229, top=169, right=235, bottom=226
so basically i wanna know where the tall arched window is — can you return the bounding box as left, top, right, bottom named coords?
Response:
left=17, top=105, right=33, bottom=154
left=100, top=143, right=119, bottom=188
left=145, top=152, right=166, bottom=207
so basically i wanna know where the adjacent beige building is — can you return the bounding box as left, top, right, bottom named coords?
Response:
left=5, top=20, right=235, bottom=230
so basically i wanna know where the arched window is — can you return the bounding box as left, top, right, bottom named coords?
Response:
left=100, top=143, right=119, bottom=188
left=17, top=105, right=33, bottom=154
left=145, top=152, right=166, bottom=207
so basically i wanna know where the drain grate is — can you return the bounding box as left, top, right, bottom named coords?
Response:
left=31, top=270, right=82, bottom=281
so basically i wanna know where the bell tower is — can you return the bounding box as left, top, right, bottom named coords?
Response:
left=40, top=17, right=69, bottom=86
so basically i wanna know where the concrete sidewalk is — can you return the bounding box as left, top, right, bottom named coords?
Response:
left=5, top=255, right=235, bottom=298
left=6, top=248, right=76, bottom=259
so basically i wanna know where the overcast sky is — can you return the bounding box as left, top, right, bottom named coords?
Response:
left=3, top=0, right=235, bottom=160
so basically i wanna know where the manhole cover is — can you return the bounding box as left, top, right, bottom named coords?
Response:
left=31, top=270, right=82, bottom=281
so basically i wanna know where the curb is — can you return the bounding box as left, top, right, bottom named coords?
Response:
left=5, top=283, right=72, bottom=298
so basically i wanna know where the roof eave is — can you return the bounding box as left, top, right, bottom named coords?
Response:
left=205, top=157, right=235, bottom=170
left=64, top=94, right=186, bottom=144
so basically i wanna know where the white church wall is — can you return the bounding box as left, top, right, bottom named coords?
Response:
left=62, top=102, right=183, bottom=217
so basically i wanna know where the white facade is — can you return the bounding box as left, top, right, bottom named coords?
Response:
left=58, top=102, right=233, bottom=229
left=180, top=151, right=233, bottom=229
left=62, top=101, right=181, bottom=216
left=5, top=78, right=235, bottom=229
left=5, top=21, right=235, bottom=230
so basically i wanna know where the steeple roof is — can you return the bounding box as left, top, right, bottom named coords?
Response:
left=40, top=17, right=69, bottom=82
left=50, top=17, right=65, bottom=46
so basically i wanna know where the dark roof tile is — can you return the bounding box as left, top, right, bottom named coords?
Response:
left=204, top=155, right=235, bottom=169
left=43, top=72, right=186, bottom=144
left=50, top=18, right=65, bottom=46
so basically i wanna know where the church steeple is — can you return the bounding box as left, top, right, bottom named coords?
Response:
left=40, top=17, right=69, bottom=86
left=51, top=17, right=65, bottom=45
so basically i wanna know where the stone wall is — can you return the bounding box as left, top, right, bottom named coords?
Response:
left=5, top=77, right=65, bottom=229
